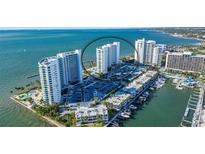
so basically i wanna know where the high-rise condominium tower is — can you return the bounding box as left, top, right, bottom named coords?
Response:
left=144, top=40, right=156, bottom=65
left=57, top=50, right=83, bottom=88
left=135, top=38, right=145, bottom=64
left=39, top=50, right=83, bottom=104
left=96, top=46, right=109, bottom=73
left=96, top=42, right=120, bottom=73
left=38, top=56, right=62, bottom=104
left=152, top=47, right=161, bottom=66
left=135, top=39, right=157, bottom=65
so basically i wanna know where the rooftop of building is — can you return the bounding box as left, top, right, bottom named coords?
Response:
left=105, top=70, right=157, bottom=107
left=167, top=51, right=205, bottom=58
left=156, top=44, right=167, bottom=46
left=38, top=56, right=58, bottom=66
left=39, top=50, right=81, bottom=65
left=96, top=42, right=120, bottom=50
left=146, top=40, right=156, bottom=43
left=75, top=104, right=108, bottom=118
left=135, top=39, right=156, bottom=44
left=57, top=49, right=81, bottom=56
left=106, top=91, right=131, bottom=106
left=136, top=38, right=145, bottom=42
left=194, top=54, right=205, bottom=58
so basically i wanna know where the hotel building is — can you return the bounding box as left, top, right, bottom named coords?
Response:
left=96, top=42, right=120, bottom=73
left=165, top=52, right=205, bottom=73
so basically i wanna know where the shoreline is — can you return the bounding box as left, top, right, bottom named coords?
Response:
left=155, top=30, right=204, bottom=43
left=10, top=96, right=65, bottom=127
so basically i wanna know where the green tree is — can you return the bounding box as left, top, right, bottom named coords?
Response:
left=96, top=114, right=103, bottom=124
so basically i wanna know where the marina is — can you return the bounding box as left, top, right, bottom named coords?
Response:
left=180, top=87, right=205, bottom=127
left=122, top=80, right=192, bottom=127
left=0, top=29, right=201, bottom=126
left=105, top=74, right=163, bottom=127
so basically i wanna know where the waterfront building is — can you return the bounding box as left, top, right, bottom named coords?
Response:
left=75, top=104, right=109, bottom=126
left=38, top=56, right=62, bottom=104
left=135, top=38, right=146, bottom=64
left=152, top=47, right=161, bottom=66
left=105, top=70, right=158, bottom=110
left=106, top=90, right=131, bottom=110
left=144, top=40, right=156, bottom=65
left=135, top=39, right=158, bottom=66
left=108, top=42, right=120, bottom=66
left=96, top=42, right=120, bottom=73
left=96, top=46, right=109, bottom=73
left=156, top=44, right=167, bottom=52
left=165, top=52, right=205, bottom=73
left=39, top=50, right=83, bottom=104
left=57, top=49, right=83, bottom=88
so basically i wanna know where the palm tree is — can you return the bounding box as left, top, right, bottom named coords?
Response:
left=96, top=114, right=103, bottom=124
left=93, top=97, right=98, bottom=104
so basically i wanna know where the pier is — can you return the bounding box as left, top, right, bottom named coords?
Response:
left=27, top=74, right=39, bottom=79
left=180, top=87, right=204, bottom=127
left=104, top=76, right=158, bottom=127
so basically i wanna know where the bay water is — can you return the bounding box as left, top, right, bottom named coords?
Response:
left=0, top=28, right=199, bottom=126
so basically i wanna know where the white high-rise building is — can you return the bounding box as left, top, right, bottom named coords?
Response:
left=152, top=47, right=161, bottom=66
left=156, top=44, right=167, bottom=53
left=96, top=42, right=120, bottom=74
left=96, top=46, right=109, bottom=73
left=39, top=49, right=83, bottom=104
left=107, top=44, right=113, bottom=67
left=145, top=40, right=156, bottom=65
left=135, top=38, right=165, bottom=66
left=113, top=42, right=120, bottom=64
left=135, top=38, right=145, bottom=63
left=57, top=50, right=83, bottom=87
left=39, top=56, right=62, bottom=104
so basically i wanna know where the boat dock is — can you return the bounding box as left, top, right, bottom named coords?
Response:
left=180, top=87, right=204, bottom=127
left=104, top=76, right=158, bottom=127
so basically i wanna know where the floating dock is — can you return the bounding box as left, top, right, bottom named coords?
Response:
left=180, top=87, right=204, bottom=127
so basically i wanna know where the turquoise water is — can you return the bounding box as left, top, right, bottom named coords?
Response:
left=0, top=28, right=200, bottom=126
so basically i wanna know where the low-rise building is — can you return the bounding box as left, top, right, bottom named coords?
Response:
left=105, top=71, right=158, bottom=110
left=105, top=91, right=131, bottom=110
left=75, top=104, right=108, bottom=126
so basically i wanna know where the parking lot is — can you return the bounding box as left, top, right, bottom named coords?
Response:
left=62, top=63, right=145, bottom=105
